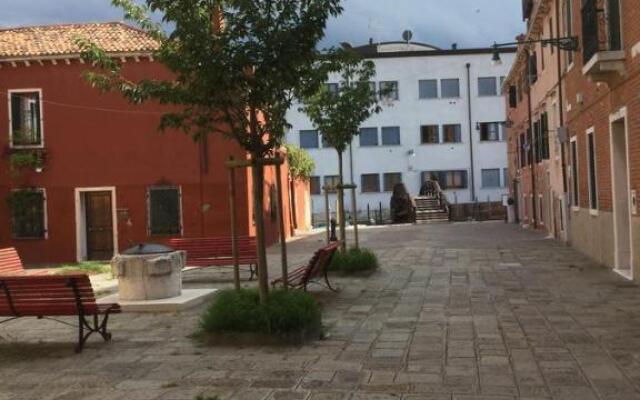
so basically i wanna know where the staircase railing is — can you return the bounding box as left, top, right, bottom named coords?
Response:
left=436, top=189, right=451, bottom=219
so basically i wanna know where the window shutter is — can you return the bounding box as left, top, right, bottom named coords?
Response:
left=509, top=86, right=517, bottom=108
left=460, top=171, right=468, bottom=189
left=34, top=92, right=42, bottom=143
left=10, top=94, right=21, bottom=143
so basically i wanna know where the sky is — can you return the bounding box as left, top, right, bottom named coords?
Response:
left=0, top=0, right=525, bottom=49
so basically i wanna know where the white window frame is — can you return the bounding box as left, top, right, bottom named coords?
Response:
left=147, top=186, right=184, bottom=236
left=570, top=136, right=580, bottom=211
left=9, top=187, right=48, bottom=240
left=586, top=127, right=599, bottom=215
left=8, top=88, right=45, bottom=149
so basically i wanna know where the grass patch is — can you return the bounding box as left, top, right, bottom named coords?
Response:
left=199, top=288, right=322, bottom=342
left=329, top=247, right=379, bottom=274
left=53, top=261, right=112, bottom=276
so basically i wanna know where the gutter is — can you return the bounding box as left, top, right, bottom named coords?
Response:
left=466, top=63, right=476, bottom=202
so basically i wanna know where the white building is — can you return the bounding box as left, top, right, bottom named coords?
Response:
left=285, top=41, right=516, bottom=221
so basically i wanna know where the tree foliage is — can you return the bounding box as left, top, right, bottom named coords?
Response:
left=78, top=0, right=343, bottom=303
left=300, top=50, right=383, bottom=154
left=78, top=0, right=342, bottom=156
left=284, top=144, right=315, bottom=181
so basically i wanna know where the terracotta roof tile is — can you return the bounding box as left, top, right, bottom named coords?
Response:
left=0, top=22, right=159, bottom=59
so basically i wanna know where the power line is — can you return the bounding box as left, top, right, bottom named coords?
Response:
left=2, top=89, right=165, bottom=115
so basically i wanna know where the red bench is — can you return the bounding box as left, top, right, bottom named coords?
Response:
left=0, top=274, right=121, bottom=352
left=169, top=237, right=258, bottom=279
left=271, top=242, right=340, bottom=292
left=0, top=247, right=26, bottom=275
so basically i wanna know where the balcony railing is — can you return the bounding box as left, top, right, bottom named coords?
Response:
left=581, top=0, right=622, bottom=64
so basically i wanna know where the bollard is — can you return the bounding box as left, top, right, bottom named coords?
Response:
left=330, top=218, right=338, bottom=242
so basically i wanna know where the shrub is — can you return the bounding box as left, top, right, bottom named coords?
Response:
left=330, top=247, right=379, bottom=274
left=199, top=288, right=321, bottom=338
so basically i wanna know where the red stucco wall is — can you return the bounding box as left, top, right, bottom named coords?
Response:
left=0, top=58, right=307, bottom=264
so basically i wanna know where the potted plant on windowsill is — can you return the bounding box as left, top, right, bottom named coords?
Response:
left=7, top=148, right=46, bottom=174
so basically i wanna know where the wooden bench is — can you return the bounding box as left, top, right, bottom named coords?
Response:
left=0, top=247, right=26, bottom=275
left=271, top=242, right=340, bottom=292
left=0, top=274, right=121, bottom=352
left=169, top=237, right=258, bottom=279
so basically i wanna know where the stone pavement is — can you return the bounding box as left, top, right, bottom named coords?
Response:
left=3, top=222, right=640, bottom=399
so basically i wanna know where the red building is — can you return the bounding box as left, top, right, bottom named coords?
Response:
left=0, top=22, right=310, bottom=264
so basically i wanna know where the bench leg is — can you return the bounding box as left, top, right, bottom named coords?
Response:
left=323, top=269, right=338, bottom=293
left=75, top=312, right=114, bottom=353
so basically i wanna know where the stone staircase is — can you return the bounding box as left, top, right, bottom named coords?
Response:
left=414, top=196, right=450, bottom=223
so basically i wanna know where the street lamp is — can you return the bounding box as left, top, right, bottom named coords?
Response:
left=491, top=36, right=579, bottom=65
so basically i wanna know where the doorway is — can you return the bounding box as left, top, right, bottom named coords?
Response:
left=610, top=110, right=633, bottom=278
left=75, top=188, right=118, bottom=262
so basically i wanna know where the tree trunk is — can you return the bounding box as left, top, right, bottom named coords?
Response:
left=252, top=158, right=269, bottom=304
left=337, top=151, right=347, bottom=252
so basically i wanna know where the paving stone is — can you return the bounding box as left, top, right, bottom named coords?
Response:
left=6, top=223, right=640, bottom=400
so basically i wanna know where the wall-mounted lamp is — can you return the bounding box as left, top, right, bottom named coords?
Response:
left=491, top=36, right=579, bottom=66
left=406, top=149, right=416, bottom=157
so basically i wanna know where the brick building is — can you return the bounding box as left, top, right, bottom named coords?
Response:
left=0, top=23, right=311, bottom=264
left=505, top=0, right=640, bottom=280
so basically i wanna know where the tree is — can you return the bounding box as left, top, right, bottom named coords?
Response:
left=284, top=144, right=315, bottom=181
left=301, top=50, right=385, bottom=250
left=79, top=0, right=342, bottom=304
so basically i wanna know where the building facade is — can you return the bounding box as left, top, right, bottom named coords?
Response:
left=286, top=42, right=516, bottom=220
left=505, top=0, right=640, bottom=280
left=0, top=23, right=310, bottom=264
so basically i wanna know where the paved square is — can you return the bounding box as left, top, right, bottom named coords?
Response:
left=2, top=222, right=640, bottom=399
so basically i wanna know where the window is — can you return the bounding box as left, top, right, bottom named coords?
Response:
left=381, top=126, right=401, bottom=145
left=326, top=83, right=339, bottom=94
left=478, top=77, right=498, bottom=96
left=9, top=189, right=46, bottom=239
left=421, top=125, right=439, bottom=144
left=422, top=170, right=468, bottom=190
left=481, top=169, right=501, bottom=188
left=441, top=79, right=460, bottom=98
left=528, top=52, right=538, bottom=84
left=379, top=81, right=399, bottom=100
left=519, top=133, right=529, bottom=167
left=587, top=130, right=598, bottom=210
left=148, top=187, right=182, bottom=235
left=9, top=90, right=43, bottom=147
left=361, top=174, right=380, bottom=193
left=570, top=137, right=579, bottom=207
left=419, top=80, right=438, bottom=99
left=442, top=124, right=462, bottom=143
left=565, top=0, right=574, bottom=65
left=383, top=173, right=402, bottom=192
left=538, top=113, right=550, bottom=160
left=509, top=85, right=518, bottom=108
left=480, top=122, right=501, bottom=141
left=324, top=175, right=340, bottom=191
left=359, top=127, right=379, bottom=147
left=300, top=130, right=319, bottom=149
left=310, top=176, right=321, bottom=195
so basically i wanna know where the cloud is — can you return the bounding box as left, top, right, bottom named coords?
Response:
left=0, top=0, right=525, bottom=50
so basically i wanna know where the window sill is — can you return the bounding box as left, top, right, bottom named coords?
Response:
left=572, top=206, right=580, bottom=213
left=10, top=144, right=45, bottom=150
left=11, top=236, right=47, bottom=241
left=589, top=209, right=599, bottom=216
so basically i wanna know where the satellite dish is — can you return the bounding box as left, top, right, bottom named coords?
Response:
left=402, top=30, right=413, bottom=43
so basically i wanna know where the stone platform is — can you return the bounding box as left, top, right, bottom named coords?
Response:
left=97, top=288, right=218, bottom=313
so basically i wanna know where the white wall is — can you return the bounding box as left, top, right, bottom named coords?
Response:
left=286, top=49, right=516, bottom=217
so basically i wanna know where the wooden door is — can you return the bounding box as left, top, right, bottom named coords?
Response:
left=85, top=191, right=114, bottom=261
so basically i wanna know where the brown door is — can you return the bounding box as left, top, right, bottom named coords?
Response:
left=85, top=191, right=114, bottom=261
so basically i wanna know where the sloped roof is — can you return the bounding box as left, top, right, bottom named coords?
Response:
left=0, top=22, right=159, bottom=60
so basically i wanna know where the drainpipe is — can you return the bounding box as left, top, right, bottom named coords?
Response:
left=556, top=0, right=570, bottom=242
left=526, top=53, right=538, bottom=229
left=466, top=63, right=476, bottom=202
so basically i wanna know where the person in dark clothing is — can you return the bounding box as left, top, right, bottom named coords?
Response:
left=390, top=183, right=416, bottom=223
